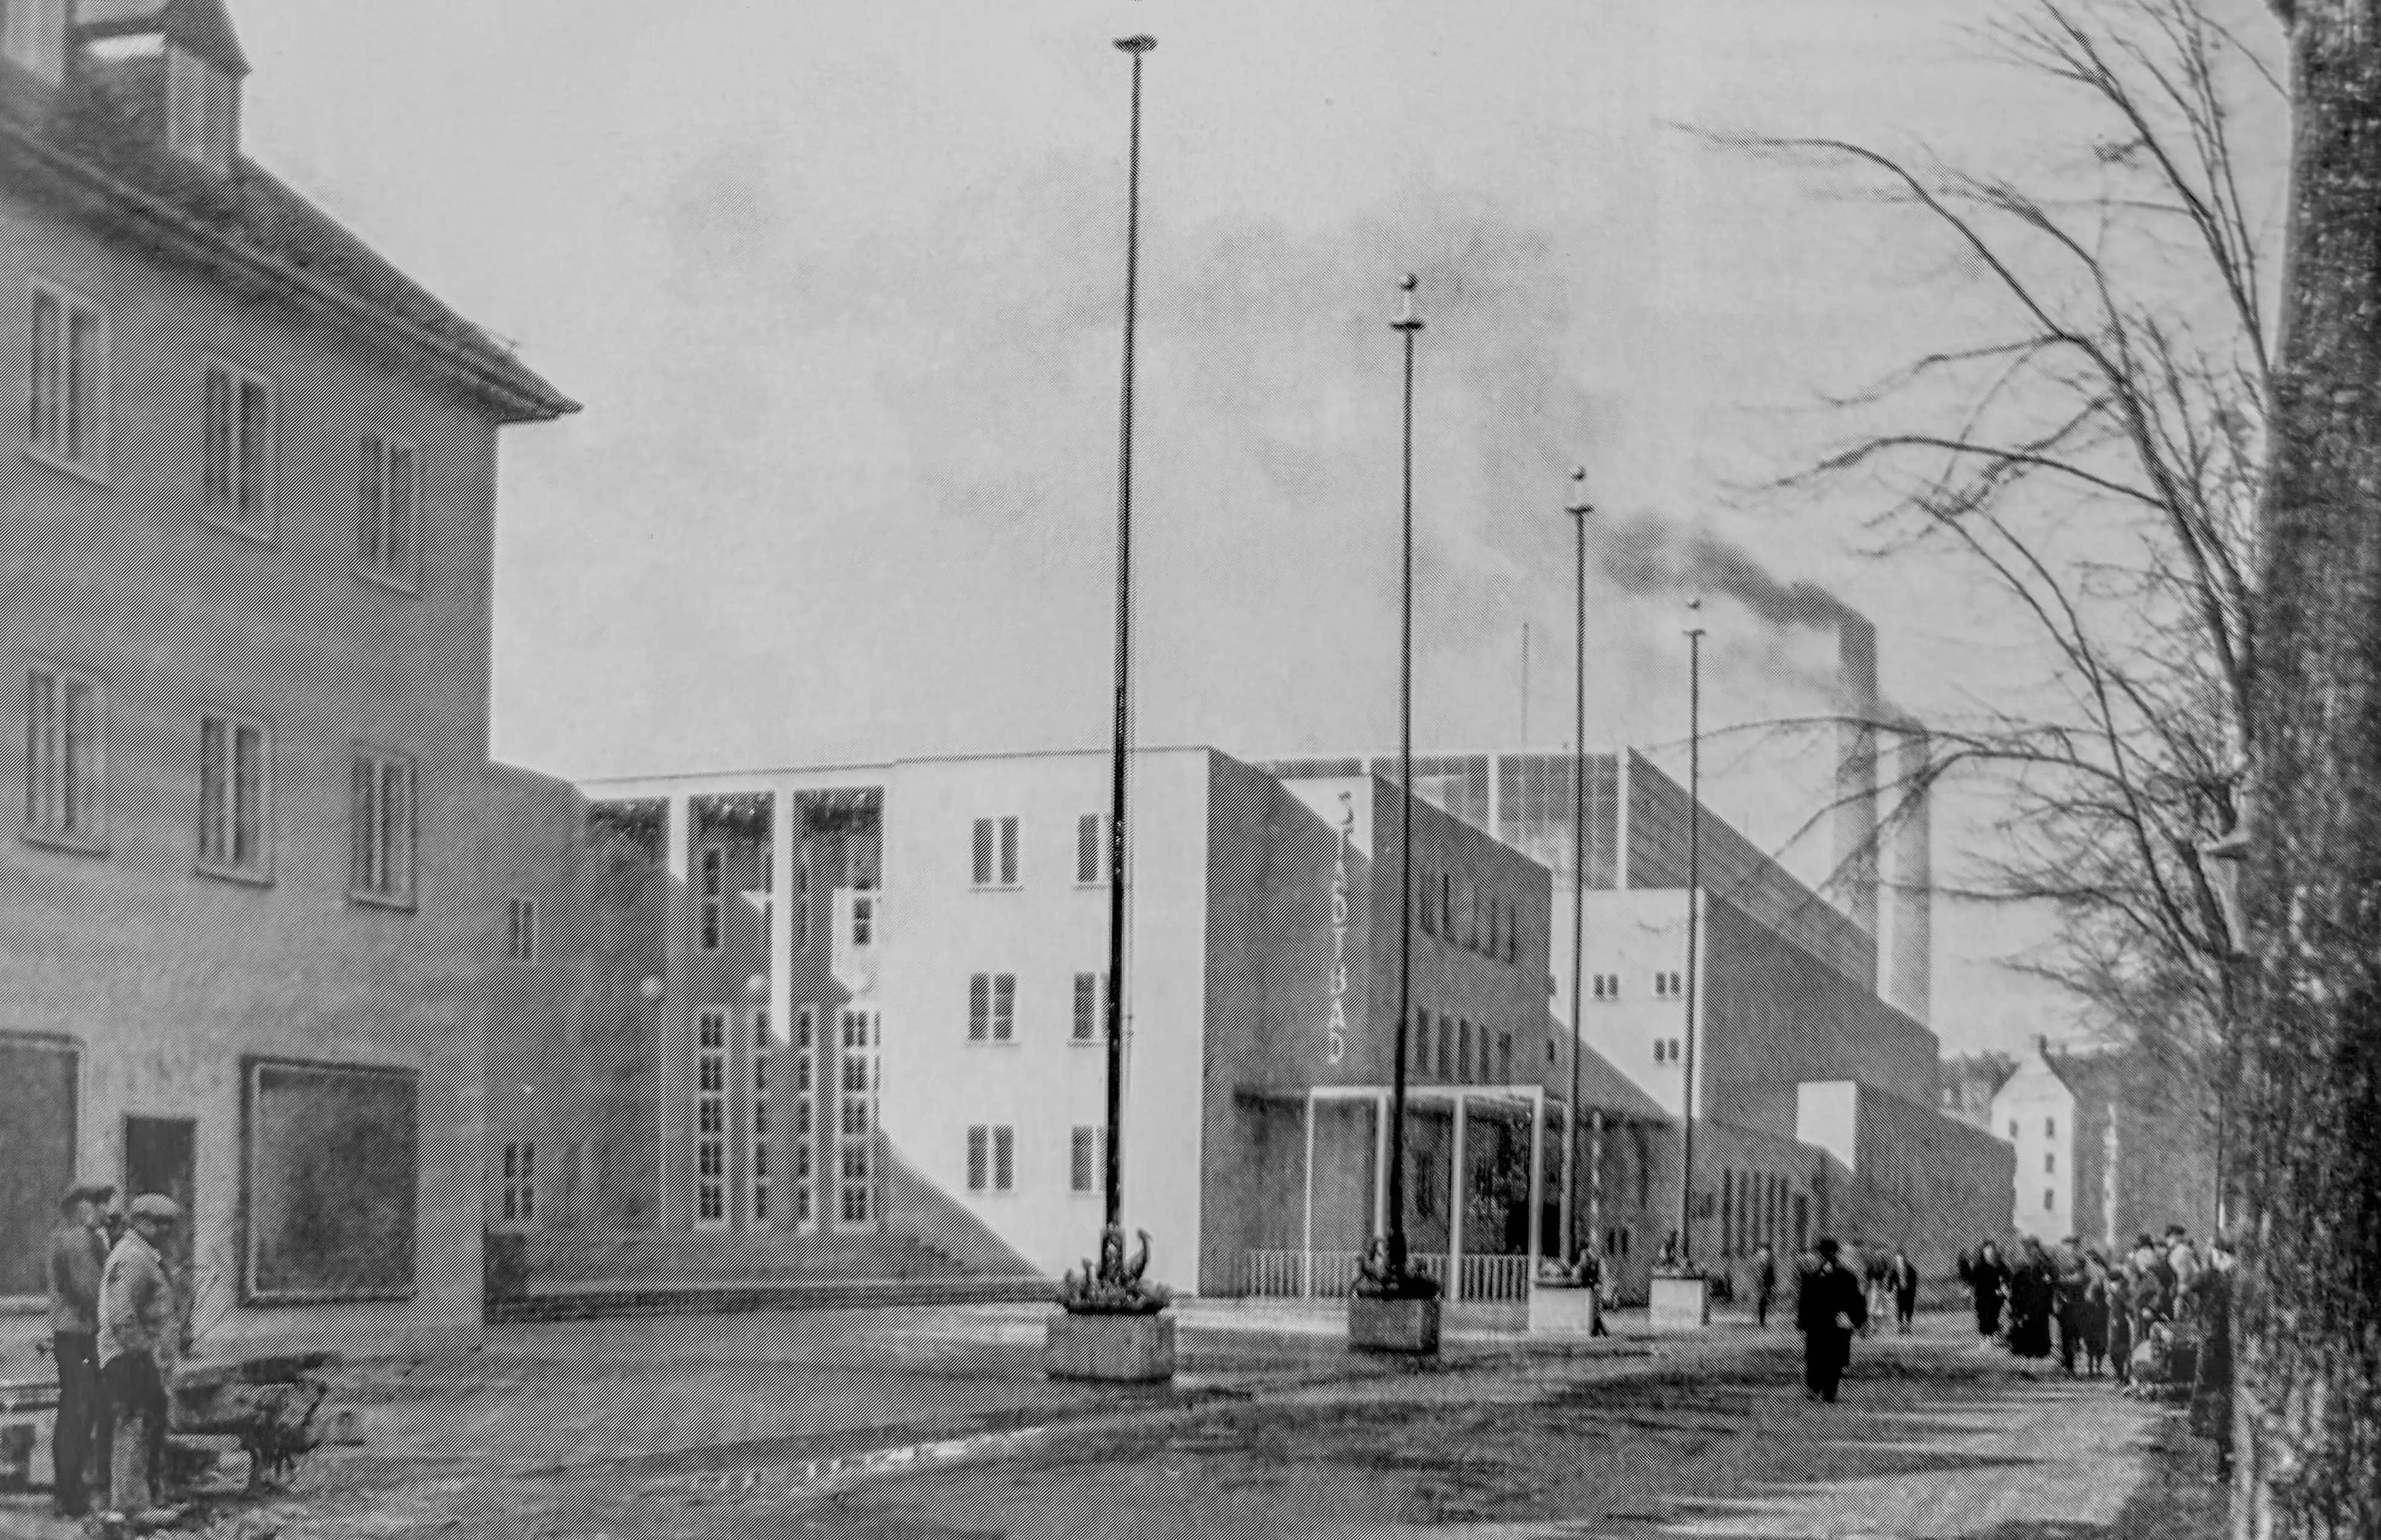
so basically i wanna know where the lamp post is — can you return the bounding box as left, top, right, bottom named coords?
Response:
left=1383, top=274, right=1424, bottom=1283
left=1100, top=32, right=1154, bottom=1242
left=1564, top=468, right=1593, bottom=1268
left=1678, top=597, right=1704, bottom=1262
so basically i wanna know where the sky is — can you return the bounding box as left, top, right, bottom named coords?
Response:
left=225, top=0, right=2288, bottom=1059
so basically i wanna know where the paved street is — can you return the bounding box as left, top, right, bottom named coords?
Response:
left=0, top=1306, right=2176, bottom=1539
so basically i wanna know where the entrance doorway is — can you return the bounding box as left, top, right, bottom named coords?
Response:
left=122, top=1116, right=196, bottom=1345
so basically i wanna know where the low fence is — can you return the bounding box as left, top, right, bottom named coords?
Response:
left=1239, top=1249, right=1532, bottom=1303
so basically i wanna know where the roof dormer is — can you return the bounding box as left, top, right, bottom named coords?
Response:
left=2, top=0, right=71, bottom=85
left=74, top=0, right=249, bottom=176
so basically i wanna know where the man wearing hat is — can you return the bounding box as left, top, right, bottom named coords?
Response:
left=45, top=1180, right=113, bottom=1516
left=98, top=1193, right=181, bottom=1521
left=1795, top=1236, right=1868, bottom=1403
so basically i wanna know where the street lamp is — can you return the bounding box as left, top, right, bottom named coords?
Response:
left=1099, top=32, right=1155, bottom=1246
left=1564, top=468, right=1593, bottom=1269
left=1383, top=273, right=1424, bottom=1286
left=1678, top=597, right=1705, bottom=1263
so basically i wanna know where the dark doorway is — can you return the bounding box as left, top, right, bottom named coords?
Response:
left=122, top=1117, right=197, bottom=1345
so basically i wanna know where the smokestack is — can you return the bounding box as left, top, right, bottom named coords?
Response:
left=1885, top=724, right=1932, bottom=1023
left=1831, top=615, right=1879, bottom=941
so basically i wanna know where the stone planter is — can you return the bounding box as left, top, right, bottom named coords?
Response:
left=1649, top=1273, right=1711, bottom=1331
left=1043, top=1308, right=1177, bottom=1382
left=1527, top=1283, right=1602, bottom=1336
left=1347, top=1294, right=1442, bottom=1355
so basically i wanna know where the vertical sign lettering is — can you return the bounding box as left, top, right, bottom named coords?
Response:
left=1328, top=792, right=1353, bottom=1065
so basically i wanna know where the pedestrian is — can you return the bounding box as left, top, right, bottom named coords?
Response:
left=2005, top=1237, right=2056, bottom=1373
left=1796, top=1237, right=1868, bottom=1402
left=2190, top=1232, right=2243, bottom=1483
left=99, top=1193, right=181, bottom=1525
left=1753, top=1243, right=1778, bottom=1329
left=2053, top=1240, right=2087, bottom=1376
left=1860, top=1241, right=1889, bottom=1337
left=2106, top=1266, right=2134, bottom=1387
left=2079, top=1250, right=2111, bottom=1377
left=1888, top=1248, right=1920, bottom=1334
left=45, top=1180, right=114, bottom=1518
left=2165, top=1225, right=2202, bottom=1313
left=1963, top=1240, right=2008, bottom=1347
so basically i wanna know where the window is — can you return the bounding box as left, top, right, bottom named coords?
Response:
left=198, top=712, right=268, bottom=878
left=695, top=1008, right=728, bottom=1226
left=348, top=749, right=415, bottom=906
left=994, top=1126, right=1014, bottom=1192
left=28, top=281, right=104, bottom=474
left=1, top=0, right=67, bottom=82
left=1591, top=973, right=1619, bottom=1000
left=971, top=815, right=1019, bottom=887
left=1653, top=1038, right=1667, bottom=1065
left=2046, top=1117, right=2057, bottom=1140
left=968, top=1126, right=989, bottom=1191
left=791, top=1004, right=816, bottom=1230
left=1415, top=1012, right=1432, bottom=1078
left=1077, top=813, right=1104, bottom=885
left=2009, top=1120, right=2020, bottom=1139
left=1072, top=972, right=1107, bottom=1042
left=357, top=434, right=420, bottom=586
left=969, top=973, right=1016, bottom=1042
left=500, top=1141, right=536, bottom=1225
left=749, top=1007, right=772, bottom=1227
left=1653, top=971, right=1684, bottom=999
left=201, top=362, right=272, bottom=533
left=1418, top=871, right=1435, bottom=935
left=851, top=893, right=875, bottom=946
left=0, top=1035, right=78, bottom=1298
left=1504, top=904, right=1518, bottom=963
left=241, top=1058, right=417, bottom=1303
left=1436, top=1022, right=1453, bottom=1080
left=837, top=1008, right=878, bottom=1224
left=506, top=897, right=537, bottom=963
left=966, top=1125, right=1014, bottom=1193
left=1457, top=1020, right=1472, bottom=1081
left=1496, top=1033, right=1512, bottom=1083
left=1439, top=872, right=1453, bottom=935
left=165, top=45, right=237, bottom=176
left=24, top=666, right=100, bottom=847
left=2045, top=1188, right=2056, bottom=1212
left=794, top=854, right=811, bottom=949
left=2045, top=1152, right=2055, bottom=1174
left=1071, top=1126, right=1106, bottom=1193
left=698, top=845, right=724, bottom=951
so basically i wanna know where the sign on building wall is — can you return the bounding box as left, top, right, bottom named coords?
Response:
left=1327, top=792, right=1353, bottom=1065
left=242, top=1058, right=418, bottom=1304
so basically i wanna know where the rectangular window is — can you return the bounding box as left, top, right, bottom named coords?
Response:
left=1505, top=902, right=1518, bottom=963
left=993, top=1126, right=1014, bottom=1192
left=749, top=1007, right=772, bottom=1227
left=1496, top=1032, right=1512, bottom=1084
left=1072, top=972, right=1108, bottom=1042
left=28, top=282, right=104, bottom=474
left=967, top=1125, right=989, bottom=1191
left=2046, top=1117, right=2057, bottom=1140
left=241, top=1058, right=417, bottom=1303
left=794, top=854, right=811, bottom=948
left=851, top=893, right=875, bottom=946
left=1436, top=1021, right=1453, bottom=1080
left=2009, top=1120, right=2019, bottom=1139
left=1077, top=813, right=1102, bottom=885
left=2045, top=1152, right=2055, bottom=1174
left=969, top=973, right=1015, bottom=1041
left=1439, top=872, right=1452, bottom=937
left=972, top=815, right=1020, bottom=886
left=506, top=897, right=537, bottom=963
left=500, top=1141, right=536, bottom=1225
left=1458, top=1020, right=1472, bottom=1081
left=836, top=1008, right=877, bottom=1224
left=23, top=666, right=100, bottom=846
left=198, top=712, right=268, bottom=878
left=348, top=748, right=416, bottom=905
left=1415, top=1011, right=1432, bottom=1079
left=791, top=1004, right=816, bottom=1230
left=1071, top=1126, right=1106, bottom=1193
left=201, top=362, right=273, bottom=532
left=2045, top=1188, right=2056, bottom=1212
left=694, top=1007, right=728, bottom=1226
left=0, top=1035, right=78, bottom=1298
left=357, top=433, right=420, bottom=585
left=698, top=845, right=724, bottom=951
left=1418, top=870, right=1435, bottom=936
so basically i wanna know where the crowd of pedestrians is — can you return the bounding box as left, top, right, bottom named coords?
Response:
left=1957, top=1224, right=2245, bottom=1483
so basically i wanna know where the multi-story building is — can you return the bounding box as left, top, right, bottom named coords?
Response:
left=1, top=0, right=575, bottom=1356
left=1990, top=1038, right=2216, bottom=1250
left=538, top=746, right=1682, bottom=1315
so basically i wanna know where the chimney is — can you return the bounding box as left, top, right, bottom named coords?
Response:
left=1883, top=723, right=1932, bottom=1023
left=75, top=0, right=249, bottom=178
left=1831, top=614, right=1880, bottom=941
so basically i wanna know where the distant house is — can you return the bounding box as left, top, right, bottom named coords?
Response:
left=1, top=0, right=575, bottom=1355
left=1990, top=1038, right=2217, bottom=1248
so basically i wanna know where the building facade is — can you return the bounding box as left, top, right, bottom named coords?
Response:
left=1, top=0, right=574, bottom=1356
left=1989, top=1038, right=2217, bottom=1249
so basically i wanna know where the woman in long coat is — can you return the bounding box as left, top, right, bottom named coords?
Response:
left=2079, top=1250, right=2112, bottom=1376
left=2005, top=1238, right=2056, bottom=1369
left=1964, top=1240, right=2009, bottom=1343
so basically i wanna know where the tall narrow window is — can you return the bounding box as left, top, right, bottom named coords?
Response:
left=1072, top=973, right=1107, bottom=1042
left=791, top=1004, right=816, bottom=1230
left=29, top=283, right=103, bottom=473
left=992, top=1126, right=1014, bottom=1192
left=1071, top=1126, right=1105, bottom=1194
left=198, top=712, right=268, bottom=878
left=201, top=362, right=273, bottom=531
left=357, top=434, right=419, bottom=585
left=794, top=853, right=811, bottom=949
left=969, top=973, right=1016, bottom=1041
left=1077, top=813, right=1102, bottom=884
left=837, top=1007, right=878, bottom=1224
left=697, top=845, right=724, bottom=951
left=348, top=748, right=415, bottom=904
left=24, top=666, right=99, bottom=845
left=1496, top=1032, right=1512, bottom=1084
left=1458, top=1020, right=1472, bottom=1081
left=1415, top=1011, right=1433, bottom=1079
left=749, top=1007, right=773, bottom=1227
left=500, top=1142, right=536, bottom=1225
left=694, top=1008, right=728, bottom=1226
left=967, top=1126, right=989, bottom=1191
left=1418, top=870, right=1436, bottom=935
left=506, top=897, right=537, bottom=962
left=971, top=815, right=1020, bottom=886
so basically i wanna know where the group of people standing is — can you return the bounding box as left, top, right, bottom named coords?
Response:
left=1959, top=1224, right=2244, bottom=1481
left=45, top=1179, right=187, bottom=1523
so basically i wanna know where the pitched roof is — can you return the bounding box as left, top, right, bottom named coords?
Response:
left=76, top=0, right=250, bottom=75
left=0, top=41, right=574, bottom=422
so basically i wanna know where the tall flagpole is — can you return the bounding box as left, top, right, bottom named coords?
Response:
left=1384, top=274, right=1423, bottom=1280
left=1678, top=597, right=1704, bottom=1261
left=1564, top=468, right=1592, bottom=1266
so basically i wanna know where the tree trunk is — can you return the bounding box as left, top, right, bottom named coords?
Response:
left=2239, top=5, right=2381, bottom=1537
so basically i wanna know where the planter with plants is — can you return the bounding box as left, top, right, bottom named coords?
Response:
left=1044, top=1224, right=1175, bottom=1382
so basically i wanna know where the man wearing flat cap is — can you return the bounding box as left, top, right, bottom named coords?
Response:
left=45, top=1180, right=113, bottom=1517
left=99, top=1193, right=181, bottom=1521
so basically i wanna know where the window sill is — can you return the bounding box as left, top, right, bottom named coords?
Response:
left=23, top=445, right=109, bottom=489
left=353, top=564, right=422, bottom=598
left=196, top=860, right=274, bottom=888
left=347, top=889, right=418, bottom=914
left=966, top=1037, right=1020, bottom=1047
left=197, top=508, right=278, bottom=548
left=21, top=827, right=108, bottom=859
left=971, top=883, right=1023, bottom=894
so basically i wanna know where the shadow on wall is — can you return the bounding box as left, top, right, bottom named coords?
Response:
left=877, top=1137, right=1045, bottom=1280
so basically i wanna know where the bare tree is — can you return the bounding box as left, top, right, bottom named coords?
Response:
left=1722, top=0, right=2276, bottom=1147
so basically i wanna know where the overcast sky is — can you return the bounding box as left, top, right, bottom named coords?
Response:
left=227, top=0, right=2286, bottom=1058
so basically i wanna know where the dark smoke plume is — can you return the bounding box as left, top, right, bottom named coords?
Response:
left=1599, top=510, right=1857, bottom=631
